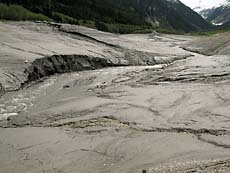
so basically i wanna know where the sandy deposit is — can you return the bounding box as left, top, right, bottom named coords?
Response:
left=1, top=21, right=230, bottom=173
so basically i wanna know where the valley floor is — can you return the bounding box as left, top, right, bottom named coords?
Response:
left=0, top=21, right=230, bottom=173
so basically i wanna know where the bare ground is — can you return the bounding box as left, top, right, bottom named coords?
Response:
left=1, top=21, right=230, bottom=173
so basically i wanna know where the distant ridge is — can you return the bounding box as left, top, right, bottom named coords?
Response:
left=196, top=0, right=230, bottom=26
left=1, top=0, right=211, bottom=32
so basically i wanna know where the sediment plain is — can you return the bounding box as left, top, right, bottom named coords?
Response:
left=1, top=21, right=230, bottom=173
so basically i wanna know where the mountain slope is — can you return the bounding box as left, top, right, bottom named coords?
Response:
left=197, top=0, right=230, bottom=25
left=131, top=0, right=211, bottom=31
left=1, top=0, right=211, bottom=32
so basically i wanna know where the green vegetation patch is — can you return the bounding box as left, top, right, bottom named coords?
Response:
left=95, top=21, right=154, bottom=34
left=79, top=20, right=96, bottom=29
left=0, top=3, right=51, bottom=21
left=155, top=28, right=185, bottom=35
left=52, top=12, right=78, bottom=25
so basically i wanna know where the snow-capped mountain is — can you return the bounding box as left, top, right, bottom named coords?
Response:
left=195, top=0, right=230, bottom=25
left=189, top=0, right=225, bottom=11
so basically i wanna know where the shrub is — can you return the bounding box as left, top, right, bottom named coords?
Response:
left=95, top=21, right=109, bottom=32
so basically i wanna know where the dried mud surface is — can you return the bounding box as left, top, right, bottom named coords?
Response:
left=1, top=21, right=230, bottom=173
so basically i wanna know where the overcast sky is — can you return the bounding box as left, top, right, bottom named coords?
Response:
left=180, top=0, right=225, bottom=8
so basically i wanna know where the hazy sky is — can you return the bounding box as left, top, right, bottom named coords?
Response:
left=180, top=0, right=225, bottom=8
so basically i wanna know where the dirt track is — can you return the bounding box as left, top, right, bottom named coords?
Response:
left=1, top=21, right=230, bottom=173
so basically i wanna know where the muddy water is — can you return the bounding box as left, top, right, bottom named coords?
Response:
left=0, top=77, right=56, bottom=120
left=0, top=65, right=167, bottom=121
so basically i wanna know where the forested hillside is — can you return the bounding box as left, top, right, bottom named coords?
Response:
left=1, top=0, right=211, bottom=33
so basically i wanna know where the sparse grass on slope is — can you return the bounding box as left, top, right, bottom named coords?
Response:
left=0, top=3, right=51, bottom=21
left=190, top=29, right=230, bottom=36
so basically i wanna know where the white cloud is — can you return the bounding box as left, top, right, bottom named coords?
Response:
left=180, top=0, right=226, bottom=8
